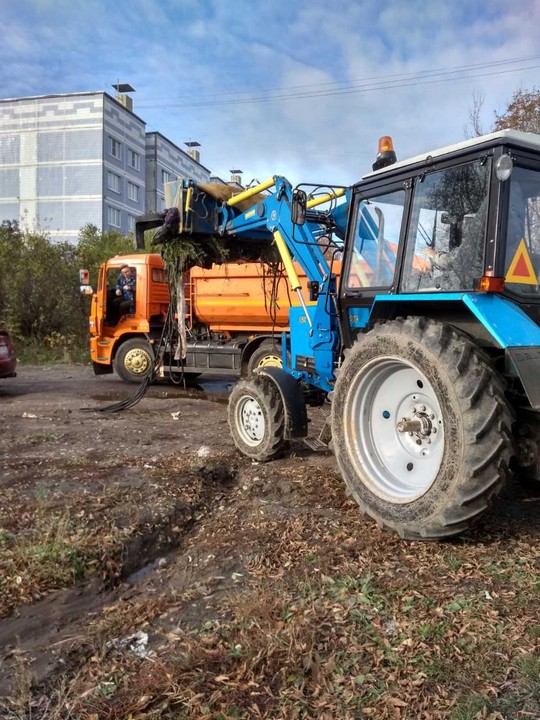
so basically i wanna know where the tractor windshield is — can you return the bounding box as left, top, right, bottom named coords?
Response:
left=346, top=188, right=407, bottom=289
left=503, top=166, right=540, bottom=297
left=401, top=158, right=491, bottom=293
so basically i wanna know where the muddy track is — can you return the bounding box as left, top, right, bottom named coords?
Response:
left=0, top=365, right=334, bottom=700
left=0, top=457, right=241, bottom=696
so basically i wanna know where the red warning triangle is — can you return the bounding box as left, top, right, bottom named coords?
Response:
left=506, top=238, right=538, bottom=285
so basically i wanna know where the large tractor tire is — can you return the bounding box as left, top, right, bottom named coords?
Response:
left=247, top=341, right=283, bottom=374
left=228, top=374, right=288, bottom=461
left=331, top=317, right=514, bottom=539
left=115, top=338, right=154, bottom=384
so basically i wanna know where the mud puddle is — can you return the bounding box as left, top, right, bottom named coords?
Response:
left=0, top=459, right=240, bottom=697
left=90, top=374, right=235, bottom=405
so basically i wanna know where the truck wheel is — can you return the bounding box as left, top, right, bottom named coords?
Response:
left=115, top=339, right=154, bottom=384
left=247, top=341, right=283, bottom=373
left=228, top=374, right=288, bottom=461
left=331, top=317, right=514, bottom=539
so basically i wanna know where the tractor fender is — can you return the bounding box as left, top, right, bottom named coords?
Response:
left=254, top=366, right=308, bottom=439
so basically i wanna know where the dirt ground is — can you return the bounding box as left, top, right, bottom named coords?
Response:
left=0, top=365, right=333, bottom=704
left=1, top=364, right=540, bottom=719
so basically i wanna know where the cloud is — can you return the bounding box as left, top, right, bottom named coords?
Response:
left=1, top=0, right=540, bottom=185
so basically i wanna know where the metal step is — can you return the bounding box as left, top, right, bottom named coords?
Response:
left=303, top=435, right=331, bottom=452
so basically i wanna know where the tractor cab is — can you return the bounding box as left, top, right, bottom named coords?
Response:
left=339, top=130, right=540, bottom=347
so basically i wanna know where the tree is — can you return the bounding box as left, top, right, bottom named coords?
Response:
left=493, top=87, right=540, bottom=133
left=466, top=86, right=540, bottom=137
left=464, top=89, right=486, bottom=138
left=77, top=224, right=138, bottom=286
left=0, top=229, right=86, bottom=349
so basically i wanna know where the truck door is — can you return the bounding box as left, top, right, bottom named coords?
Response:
left=94, top=266, right=105, bottom=335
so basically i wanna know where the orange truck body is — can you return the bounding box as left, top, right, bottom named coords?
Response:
left=88, top=253, right=310, bottom=378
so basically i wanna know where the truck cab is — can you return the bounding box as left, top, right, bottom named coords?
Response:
left=87, top=252, right=320, bottom=383
left=89, top=253, right=168, bottom=381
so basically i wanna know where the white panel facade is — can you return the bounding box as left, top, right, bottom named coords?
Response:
left=103, top=95, right=146, bottom=235
left=0, top=93, right=105, bottom=240
left=145, top=131, right=211, bottom=213
left=0, top=91, right=214, bottom=242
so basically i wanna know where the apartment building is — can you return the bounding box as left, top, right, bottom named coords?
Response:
left=0, top=91, right=211, bottom=242
left=145, top=132, right=211, bottom=213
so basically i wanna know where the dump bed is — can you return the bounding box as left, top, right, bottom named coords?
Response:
left=189, top=263, right=308, bottom=331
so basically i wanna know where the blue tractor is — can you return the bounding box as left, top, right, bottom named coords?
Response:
left=143, top=130, right=540, bottom=539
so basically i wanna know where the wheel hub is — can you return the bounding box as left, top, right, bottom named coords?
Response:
left=256, top=354, right=281, bottom=368
left=396, top=403, right=438, bottom=446
left=347, top=360, right=445, bottom=502
left=239, top=397, right=265, bottom=444
left=125, top=349, right=150, bottom=375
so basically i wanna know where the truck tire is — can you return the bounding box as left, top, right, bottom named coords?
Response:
left=228, top=374, right=288, bottom=461
left=247, top=341, right=283, bottom=373
left=331, top=317, right=514, bottom=539
left=115, top=338, right=154, bottom=384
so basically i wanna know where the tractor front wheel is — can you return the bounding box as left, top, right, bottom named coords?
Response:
left=228, top=374, right=288, bottom=461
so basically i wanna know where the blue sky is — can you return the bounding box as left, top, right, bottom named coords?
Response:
left=2, top=0, right=540, bottom=186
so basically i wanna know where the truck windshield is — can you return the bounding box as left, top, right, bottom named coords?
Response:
left=401, top=158, right=491, bottom=292
left=503, top=166, right=540, bottom=297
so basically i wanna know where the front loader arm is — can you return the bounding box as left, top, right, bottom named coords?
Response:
left=217, top=176, right=344, bottom=290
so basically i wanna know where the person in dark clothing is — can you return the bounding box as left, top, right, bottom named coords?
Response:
left=113, top=265, right=136, bottom=316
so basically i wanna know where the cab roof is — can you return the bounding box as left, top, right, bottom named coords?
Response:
left=107, top=253, right=163, bottom=266
left=361, top=129, right=540, bottom=181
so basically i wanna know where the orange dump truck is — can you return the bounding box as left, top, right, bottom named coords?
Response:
left=88, top=253, right=308, bottom=383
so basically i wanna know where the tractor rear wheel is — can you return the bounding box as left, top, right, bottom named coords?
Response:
left=228, top=374, right=288, bottom=461
left=331, top=317, right=514, bottom=539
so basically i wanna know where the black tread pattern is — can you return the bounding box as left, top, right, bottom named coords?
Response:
left=331, top=317, right=515, bottom=539
left=228, top=375, right=288, bottom=462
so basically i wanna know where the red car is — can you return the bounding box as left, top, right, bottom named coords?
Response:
left=0, top=330, right=16, bottom=378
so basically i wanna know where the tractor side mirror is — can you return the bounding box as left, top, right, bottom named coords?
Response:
left=292, top=188, right=307, bottom=225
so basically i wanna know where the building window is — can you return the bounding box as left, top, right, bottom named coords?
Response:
left=161, top=169, right=172, bottom=185
left=128, top=148, right=140, bottom=170
left=109, top=136, right=122, bottom=159
left=127, top=215, right=135, bottom=233
left=127, top=181, right=139, bottom=202
left=108, top=206, right=121, bottom=227
left=107, top=171, right=121, bottom=193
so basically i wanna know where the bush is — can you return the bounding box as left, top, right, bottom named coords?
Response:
left=0, top=222, right=138, bottom=363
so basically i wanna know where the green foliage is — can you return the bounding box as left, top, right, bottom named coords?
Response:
left=0, top=222, right=137, bottom=361
left=77, top=223, right=138, bottom=286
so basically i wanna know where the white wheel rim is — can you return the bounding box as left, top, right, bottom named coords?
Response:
left=345, top=357, right=445, bottom=502
left=236, top=395, right=265, bottom=447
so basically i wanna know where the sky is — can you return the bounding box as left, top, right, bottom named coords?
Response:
left=2, top=0, right=540, bottom=187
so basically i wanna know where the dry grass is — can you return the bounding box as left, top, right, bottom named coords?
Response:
left=52, top=558, right=540, bottom=719
left=2, top=451, right=540, bottom=720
